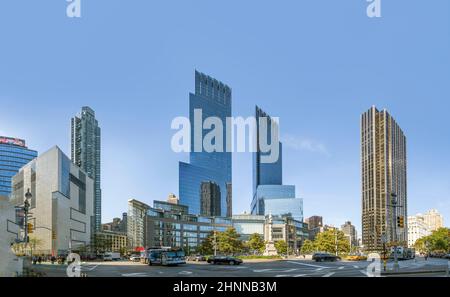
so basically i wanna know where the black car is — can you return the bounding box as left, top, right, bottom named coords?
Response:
left=207, top=256, right=243, bottom=265
left=312, top=253, right=341, bottom=262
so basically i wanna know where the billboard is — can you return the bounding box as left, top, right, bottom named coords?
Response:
left=0, top=137, right=26, bottom=147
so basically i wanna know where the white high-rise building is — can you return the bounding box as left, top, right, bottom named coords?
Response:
left=407, top=215, right=431, bottom=247
left=11, top=146, right=94, bottom=255
left=422, top=209, right=444, bottom=232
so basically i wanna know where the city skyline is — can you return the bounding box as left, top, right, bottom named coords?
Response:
left=1, top=1, right=450, bottom=237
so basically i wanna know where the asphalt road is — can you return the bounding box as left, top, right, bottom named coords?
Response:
left=32, top=257, right=450, bottom=278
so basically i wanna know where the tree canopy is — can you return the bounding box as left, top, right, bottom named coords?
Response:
left=314, top=229, right=350, bottom=255
left=414, top=228, right=450, bottom=253
left=247, top=233, right=265, bottom=254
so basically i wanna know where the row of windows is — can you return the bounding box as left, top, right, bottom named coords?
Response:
left=0, top=155, right=35, bottom=164
left=0, top=180, right=11, bottom=187
left=0, top=146, right=37, bottom=157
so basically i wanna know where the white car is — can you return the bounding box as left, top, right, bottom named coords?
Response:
left=129, top=255, right=140, bottom=262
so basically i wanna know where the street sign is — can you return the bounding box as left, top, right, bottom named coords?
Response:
left=381, top=234, right=387, bottom=243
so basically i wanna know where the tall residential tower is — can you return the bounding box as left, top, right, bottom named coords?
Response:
left=71, top=106, right=102, bottom=231
left=361, top=106, right=407, bottom=252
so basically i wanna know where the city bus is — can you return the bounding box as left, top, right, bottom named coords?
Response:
left=146, top=248, right=186, bottom=266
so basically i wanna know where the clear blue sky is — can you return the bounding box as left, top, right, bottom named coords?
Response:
left=1, top=1, right=449, bottom=235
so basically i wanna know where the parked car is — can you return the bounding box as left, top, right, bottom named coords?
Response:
left=312, top=253, right=341, bottom=262
left=129, top=255, right=141, bottom=262
left=193, top=255, right=207, bottom=262
left=207, top=256, right=243, bottom=265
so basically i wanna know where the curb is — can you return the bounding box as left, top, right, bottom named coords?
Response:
left=381, top=269, right=447, bottom=276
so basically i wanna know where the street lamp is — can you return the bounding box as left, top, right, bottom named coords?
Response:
left=23, top=189, right=32, bottom=246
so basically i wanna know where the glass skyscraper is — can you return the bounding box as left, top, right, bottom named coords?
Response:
left=250, top=107, right=303, bottom=221
left=253, top=106, right=283, bottom=193
left=179, top=71, right=232, bottom=217
left=71, top=106, right=102, bottom=231
left=0, top=136, right=37, bottom=197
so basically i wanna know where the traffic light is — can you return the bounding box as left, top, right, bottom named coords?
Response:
left=397, top=216, right=405, bottom=228
left=27, top=223, right=34, bottom=234
left=52, top=231, right=56, bottom=240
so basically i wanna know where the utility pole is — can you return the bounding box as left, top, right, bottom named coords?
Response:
left=335, top=228, right=338, bottom=256
left=213, top=217, right=217, bottom=256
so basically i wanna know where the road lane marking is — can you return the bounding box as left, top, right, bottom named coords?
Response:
left=178, top=271, right=193, bottom=275
left=81, top=264, right=98, bottom=271
left=286, top=261, right=329, bottom=269
left=338, top=266, right=345, bottom=270
left=359, top=270, right=368, bottom=276
left=254, top=268, right=297, bottom=273
left=323, top=272, right=335, bottom=277
left=122, top=273, right=148, bottom=277
left=353, top=265, right=359, bottom=269
left=275, top=274, right=307, bottom=277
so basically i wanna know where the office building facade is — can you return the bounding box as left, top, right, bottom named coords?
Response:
left=232, top=214, right=266, bottom=241
left=127, top=199, right=150, bottom=250
left=361, top=106, right=408, bottom=252
left=264, top=215, right=309, bottom=254
left=407, top=215, right=431, bottom=248
left=11, top=146, right=94, bottom=255
left=179, top=71, right=232, bottom=217
left=146, top=201, right=232, bottom=254
left=341, top=221, right=358, bottom=248
left=305, top=216, right=323, bottom=230
left=94, top=230, right=128, bottom=253
left=102, top=212, right=127, bottom=233
left=71, top=106, right=102, bottom=231
left=0, top=136, right=37, bottom=197
left=422, top=209, right=444, bottom=232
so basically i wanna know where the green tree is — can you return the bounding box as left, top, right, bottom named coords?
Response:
left=247, top=233, right=265, bottom=254
left=314, top=229, right=350, bottom=255
left=217, top=227, right=243, bottom=255
left=413, top=237, right=427, bottom=254
left=28, top=236, right=43, bottom=257
left=418, top=228, right=450, bottom=253
left=274, top=240, right=288, bottom=255
left=198, top=231, right=216, bottom=255
left=300, top=239, right=316, bottom=255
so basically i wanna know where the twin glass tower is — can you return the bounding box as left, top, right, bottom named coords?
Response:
left=179, top=71, right=302, bottom=221
left=179, top=71, right=232, bottom=217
